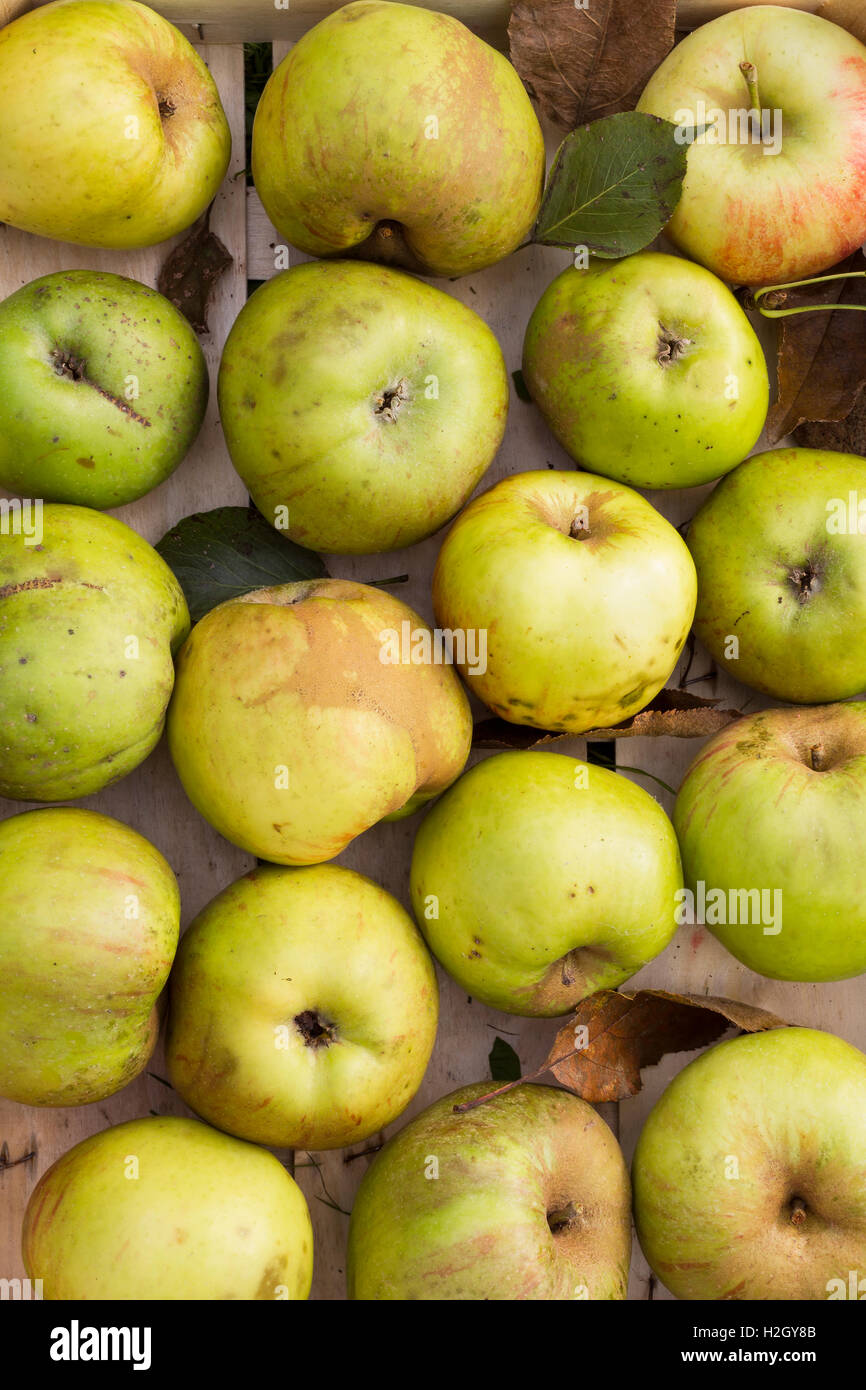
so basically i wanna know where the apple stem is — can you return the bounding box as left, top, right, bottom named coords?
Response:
left=790, top=1198, right=807, bottom=1227
left=750, top=272, right=866, bottom=318
left=809, top=744, right=824, bottom=771
left=739, top=60, right=761, bottom=113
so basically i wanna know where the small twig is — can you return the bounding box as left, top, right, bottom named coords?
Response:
left=343, top=1143, right=383, bottom=1165
left=452, top=1041, right=586, bottom=1115
left=0, top=1142, right=36, bottom=1171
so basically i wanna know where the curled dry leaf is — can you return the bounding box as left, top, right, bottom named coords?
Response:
left=508, top=0, right=676, bottom=129
left=157, top=206, right=233, bottom=335
left=546, top=989, right=789, bottom=1103
left=472, top=689, right=741, bottom=749
left=757, top=250, right=866, bottom=444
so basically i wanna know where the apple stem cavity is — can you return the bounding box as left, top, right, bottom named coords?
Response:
left=157, top=93, right=177, bottom=120
left=656, top=325, right=692, bottom=367
left=569, top=517, right=590, bottom=540
left=294, top=1009, right=336, bottom=1049
left=373, top=377, right=411, bottom=423
left=546, top=1200, right=583, bottom=1234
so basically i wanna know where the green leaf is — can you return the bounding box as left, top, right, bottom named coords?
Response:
left=534, top=110, right=691, bottom=259
left=156, top=506, right=327, bottom=624
left=489, top=1036, right=521, bottom=1082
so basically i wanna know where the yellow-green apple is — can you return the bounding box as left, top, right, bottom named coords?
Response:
left=0, top=271, right=208, bottom=508
left=348, top=1082, right=631, bottom=1299
left=522, top=252, right=768, bottom=489
left=633, top=1027, right=866, bottom=1300
left=167, top=863, right=437, bottom=1149
left=167, top=578, right=472, bottom=864
left=674, top=704, right=866, bottom=982
left=218, top=260, right=508, bottom=554
left=251, top=0, right=544, bottom=278
left=0, top=0, right=230, bottom=248
left=410, top=750, right=682, bottom=1016
left=0, top=504, right=189, bottom=801
left=687, top=447, right=866, bottom=702
left=432, top=470, right=697, bottom=733
left=638, top=7, right=866, bottom=286
left=23, top=1115, right=313, bottom=1299
left=0, top=807, right=179, bottom=1105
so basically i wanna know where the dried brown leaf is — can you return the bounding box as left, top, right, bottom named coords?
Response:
left=793, top=381, right=866, bottom=456
left=508, top=0, right=676, bottom=129
left=762, top=250, right=866, bottom=444
left=547, top=988, right=789, bottom=1103
left=472, top=690, right=741, bottom=748
left=157, top=206, right=233, bottom=335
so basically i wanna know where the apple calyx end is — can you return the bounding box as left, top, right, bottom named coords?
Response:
left=294, top=1009, right=336, bottom=1049
left=656, top=325, right=691, bottom=367
left=373, top=376, right=411, bottom=423
left=157, top=93, right=177, bottom=121
left=51, top=348, right=87, bottom=383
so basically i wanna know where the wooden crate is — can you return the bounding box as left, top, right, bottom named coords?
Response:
left=0, top=0, right=859, bottom=1303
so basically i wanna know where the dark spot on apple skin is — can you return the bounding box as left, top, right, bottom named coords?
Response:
left=76, top=457, right=95, bottom=469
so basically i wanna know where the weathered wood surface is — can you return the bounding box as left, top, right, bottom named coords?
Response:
left=0, top=16, right=860, bottom=1303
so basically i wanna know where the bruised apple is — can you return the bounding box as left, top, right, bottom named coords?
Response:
left=166, top=579, right=472, bottom=864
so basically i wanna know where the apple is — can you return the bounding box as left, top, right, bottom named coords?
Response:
left=674, top=703, right=866, bottom=982
left=218, top=260, right=508, bottom=554
left=432, top=469, right=697, bottom=733
left=687, top=447, right=866, bottom=702
left=522, top=251, right=768, bottom=490
left=0, top=504, right=190, bottom=801
left=347, top=1081, right=631, bottom=1299
left=167, top=578, right=472, bottom=864
left=251, top=0, right=545, bottom=278
left=633, top=1026, right=866, bottom=1300
left=410, top=750, right=682, bottom=1016
left=0, top=0, right=231, bottom=249
left=23, top=1115, right=313, bottom=1299
left=0, top=807, right=179, bottom=1105
left=0, top=270, right=208, bottom=508
left=637, top=6, right=866, bottom=286
left=167, top=862, right=437, bottom=1149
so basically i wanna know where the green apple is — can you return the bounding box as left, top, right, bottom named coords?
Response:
left=167, top=578, right=472, bottom=865
left=0, top=504, right=190, bottom=801
left=167, top=863, right=437, bottom=1149
left=410, top=750, right=682, bottom=1016
left=687, top=447, right=866, bottom=702
left=638, top=7, right=866, bottom=285
left=0, top=807, right=179, bottom=1106
left=432, top=469, right=697, bottom=733
left=633, top=1027, right=866, bottom=1300
left=0, top=0, right=230, bottom=249
left=0, top=271, right=208, bottom=508
left=251, top=0, right=544, bottom=278
left=23, top=1115, right=313, bottom=1299
left=674, top=703, right=866, bottom=982
left=348, top=1081, right=631, bottom=1299
left=522, top=251, right=768, bottom=490
left=218, top=260, right=508, bottom=554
